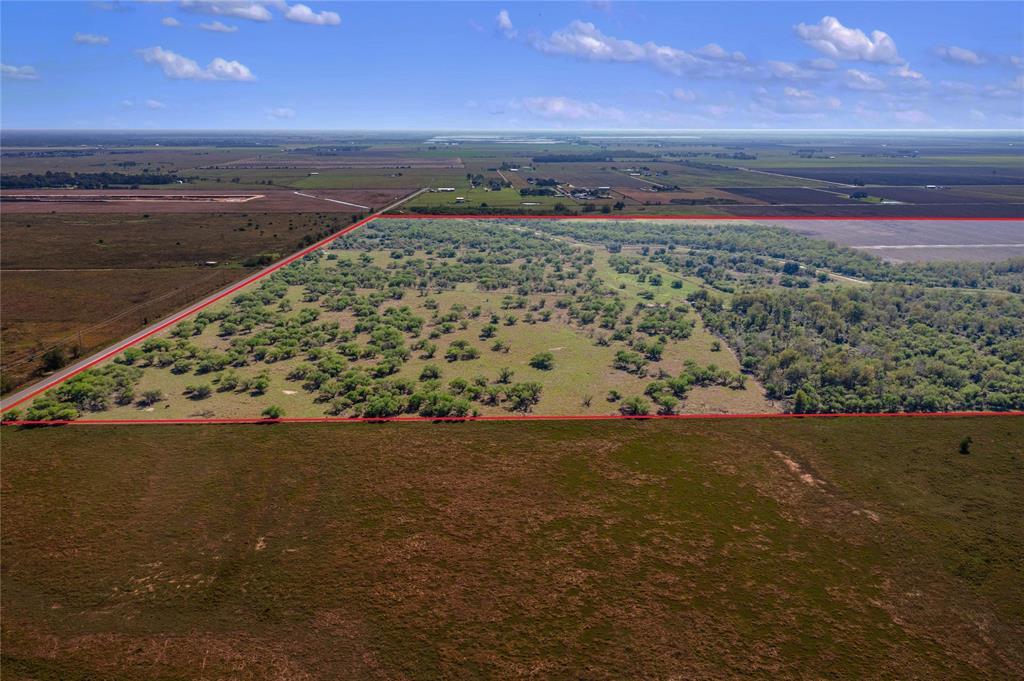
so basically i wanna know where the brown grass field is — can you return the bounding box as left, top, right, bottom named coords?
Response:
left=0, top=189, right=410, bottom=214
left=0, top=212, right=362, bottom=393
left=1, top=416, right=1022, bottom=679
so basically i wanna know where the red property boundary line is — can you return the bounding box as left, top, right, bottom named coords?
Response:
left=4, top=411, right=1023, bottom=426
left=380, top=214, right=1023, bottom=221
left=2, top=213, right=1022, bottom=424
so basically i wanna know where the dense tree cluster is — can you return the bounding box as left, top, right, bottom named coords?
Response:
left=1, top=171, right=180, bottom=189
left=694, top=285, right=1024, bottom=412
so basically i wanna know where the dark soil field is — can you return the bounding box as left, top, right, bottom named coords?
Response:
left=760, top=166, right=1024, bottom=186
left=864, top=186, right=1024, bottom=205
left=0, top=188, right=410, bottom=214
left=2, top=416, right=1021, bottom=679
left=723, top=186, right=862, bottom=204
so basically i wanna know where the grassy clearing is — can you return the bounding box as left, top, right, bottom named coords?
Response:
left=2, top=416, right=1021, bottom=679
left=14, top=218, right=772, bottom=422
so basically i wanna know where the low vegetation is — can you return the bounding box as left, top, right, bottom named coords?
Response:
left=2, top=416, right=1021, bottom=679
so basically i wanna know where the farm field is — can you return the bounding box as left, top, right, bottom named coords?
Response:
left=0, top=188, right=412, bottom=214
left=4, top=133, right=1023, bottom=218
left=761, top=218, right=1024, bottom=262
left=2, top=416, right=1022, bottom=679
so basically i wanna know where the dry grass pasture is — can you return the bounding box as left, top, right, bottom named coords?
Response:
left=2, top=416, right=1021, bottom=679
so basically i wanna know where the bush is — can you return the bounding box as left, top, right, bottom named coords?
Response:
left=262, top=405, right=285, bottom=419
left=529, top=352, right=555, bottom=370
left=619, top=396, right=651, bottom=416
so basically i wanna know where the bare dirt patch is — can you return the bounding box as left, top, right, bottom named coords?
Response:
left=0, top=188, right=411, bottom=214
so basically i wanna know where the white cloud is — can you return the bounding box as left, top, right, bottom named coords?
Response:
left=511, top=96, right=624, bottom=121
left=137, top=46, right=256, bottom=81
left=161, top=16, right=181, bottom=27
left=672, top=88, right=697, bottom=102
left=795, top=16, right=901, bottom=64
left=751, top=88, right=841, bottom=119
left=528, top=20, right=747, bottom=78
left=496, top=9, right=516, bottom=39
left=281, top=3, right=340, bottom=26
left=703, top=104, right=733, bottom=117
left=891, top=64, right=924, bottom=80
left=892, top=109, right=932, bottom=125
left=807, top=57, right=837, bottom=71
left=843, top=68, right=886, bottom=91
left=121, top=99, right=135, bottom=108
left=969, top=109, right=986, bottom=121
left=200, top=20, right=238, bottom=32
left=1, top=63, right=39, bottom=80
left=694, top=43, right=746, bottom=62
left=267, top=106, right=296, bottom=119
left=765, top=60, right=816, bottom=80
left=74, top=32, right=111, bottom=45
left=180, top=1, right=272, bottom=22
left=936, top=46, right=984, bottom=66
left=145, top=98, right=166, bottom=109
left=1011, top=74, right=1024, bottom=92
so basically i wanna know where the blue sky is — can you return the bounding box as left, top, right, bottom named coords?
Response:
left=2, top=1, right=1022, bottom=129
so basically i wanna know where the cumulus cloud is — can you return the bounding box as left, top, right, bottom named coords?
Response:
left=936, top=46, right=984, bottom=65
left=267, top=106, right=296, bottom=119
left=180, top=1, right=272, bottom=22
left=891, top=64, right=924, bottom=80
left=145, top=98, right=166, bottom=109
left=200, top=20, right=238, bottom=32
left=527, top=20, right=747, bottom=78
left=161, top=16, right=181, bottom=27
left=496, top=9, right=516, bottom=38
left=765, top=60, right=816, bottom=80
left=281, top=3, right=340, bottom=26
left=511, top=96, right=624, bottom=121
left=795, top=16, right=901, bottom=64
left=137, top=46, right=256, bottom=81
left=1, top=63, right=39, bottom=80
left=843, top=68, right=886, bottom=91
left=74, top=32, right=111, bottom=45
left=694, top=42, right=746, bottom=62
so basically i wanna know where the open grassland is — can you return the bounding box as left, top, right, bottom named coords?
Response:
left=1, top=416, right=1022, bottom=679
left=39, top=219, right=769, bottom=421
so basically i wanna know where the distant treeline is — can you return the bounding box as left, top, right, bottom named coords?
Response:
left=520, top=219, right=1024, bottom=292
left=532, top=153, right=612, bottom=163
left=1, top=171, right=180, bottom=189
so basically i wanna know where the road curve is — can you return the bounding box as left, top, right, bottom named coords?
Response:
left=0, top=188, right=427, bottom=413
